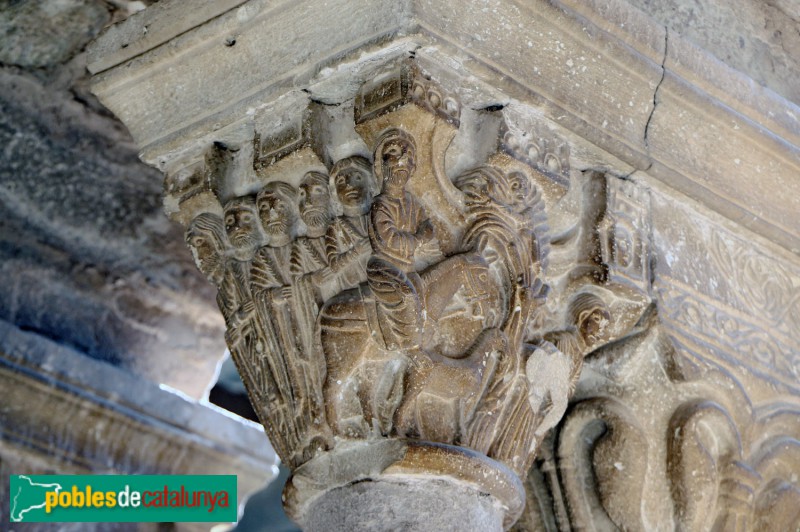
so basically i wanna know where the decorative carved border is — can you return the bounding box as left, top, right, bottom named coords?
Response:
left=658, top=278, right=800, bottom=394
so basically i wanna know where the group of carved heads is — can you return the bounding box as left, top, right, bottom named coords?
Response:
left=183, top=121, right=618, bottom=484
left=186, top=153, right=382, bottom=279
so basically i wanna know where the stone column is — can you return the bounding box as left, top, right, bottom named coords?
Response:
left=87, top=0, right=800, bottom=529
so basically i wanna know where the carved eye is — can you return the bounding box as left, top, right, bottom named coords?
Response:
left=336, top=175, right=346, bottom=186
left=479, top=273, right=488, bottom=282
left=241, top=213, right=252, bottom=223
left=225, top=215, right=235, bottom=227
left=383, top=144, right=401, bottom=160
left=192, top=236, right=206, bottom=247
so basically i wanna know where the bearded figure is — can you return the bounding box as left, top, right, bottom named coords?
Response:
left=367, top=128, right=437, bottom=351
left=250, top=181, right=331, bottom=465
left=223, top=196, right=264, bottom=260
left=324, top=156, right=375, bottom=298
left=252, top=181, right=298, bottom=290
left=185, top=212, right=227, bottom=287
left=214, top=195, right=291, bottom=462
left=219, top=196, right=263, bottom=324
left=291, top=171, right=331, bottom=280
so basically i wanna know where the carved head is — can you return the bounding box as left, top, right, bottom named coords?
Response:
left=257, top=181, right=299, bottom=247
left=185, top=213, right=227, bottom=285
left=507, top=171, right=533, bottom=209
left=569, top=292, right=611, bottom=349
left=223, top=196, right=262, bottom=254
left=299, top=171, right=332, bottom=238
left=374, top=128, right=416, bottom=191
left=331, top=156, right=375, bottom=216
left=455, top=166, right=498, bottom=208
left=479, top=167, right=531, bottom=210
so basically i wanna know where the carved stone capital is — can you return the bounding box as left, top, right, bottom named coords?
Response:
left=146, top=64, right=651, bottom=527
left=88, top=0, right=800, bottom=529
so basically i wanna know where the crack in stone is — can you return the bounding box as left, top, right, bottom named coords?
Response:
left=643, top=27, right=668, bottom=152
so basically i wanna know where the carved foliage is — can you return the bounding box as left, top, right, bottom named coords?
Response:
left=658, top=281, right=799, bottom=391
left=557, top=398, right=649, bottom=531
left=667, top=400, right=743, bottom=531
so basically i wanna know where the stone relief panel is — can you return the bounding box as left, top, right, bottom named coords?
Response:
left=508, top=180, right=800, bottom=532
left=516, top=323, right=800, bottom=531
left=162, top=58, right=800, bottom=530
left=652, top=191, right=800, bottom=396
left=177, top=71, right=651, bottom=493
left=512, top=185, right=800, bottom=530
left=85, top=4, right=800, bottom=527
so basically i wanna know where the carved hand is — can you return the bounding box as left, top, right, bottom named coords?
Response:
left=356, top=237, right=372, bottom=255
left=417, top=219, right=435, bottom=242
left=280, top=285, right=293, bottom=301
left=311, top=267, right=335, bottom=285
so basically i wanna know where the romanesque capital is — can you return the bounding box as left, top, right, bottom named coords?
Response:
left=89, top=0, right=800, bottom=529
left=175, top=63, right=649, bottom=528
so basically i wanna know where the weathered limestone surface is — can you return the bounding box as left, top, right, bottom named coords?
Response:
left=626, top=0, right=800, bottom=105
left=84, top=0, right=800, bottom=529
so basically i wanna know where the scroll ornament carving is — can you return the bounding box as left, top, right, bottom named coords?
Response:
left=182, top=95, right=639, bottom=525
left=708, top=232, right=800, bottom=334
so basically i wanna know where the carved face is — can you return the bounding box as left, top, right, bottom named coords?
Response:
left=334, top=167, right=372, bottom=212
left=578, top=308, right=610, bottom=347
left=299, top=173, right=332, bottom=235
left=257, top=183, right=298, bottom=242
left=223, top=198, right=260, bottom=251
left=185, top=213, right=226, bottom=284
left=507, top=171, right=531, bottom=207
left=381, top=138, right=415, bottom=188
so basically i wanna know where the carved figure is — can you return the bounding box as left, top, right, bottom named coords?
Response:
left=189, top=99, right=635, bottom=490
left=252, top=181, right=296, bottom=287
left=459, top=166, right=541, bottom=291
left=292, top=171, right=331, bottom=280
left=185, top=212, right=227, bottom=286
left=219, top=196, right=260, bottom=324
left=526, top=292, right=611, bottom=441
left=249, top=181, right=331, bottom=466
left=320, top=138, right=555, bottom=471
left=299, top=170, right=334, bottom=238
left=367, top=128, right=437, bottom=351
left=223, top=195, right=264, bottom=260
left=324, top=156, right=374, bottom=296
